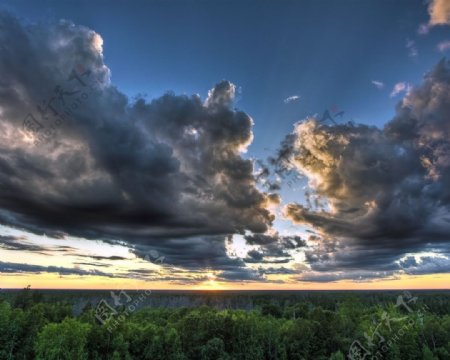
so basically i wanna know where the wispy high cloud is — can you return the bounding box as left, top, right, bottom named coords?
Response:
left=390, top=82, right=411, bottom=97
left=406, top=39, right=418, bottom=58
left=437, top=40, right=450, bottom=52
left=418, top=23, right=430, bottom=35
left=371, top=80, right=384, bottom=90
left=284, top=95, right=300, bottom=104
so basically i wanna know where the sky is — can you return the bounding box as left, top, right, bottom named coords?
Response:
left=0, top=0, right=450, bottom=290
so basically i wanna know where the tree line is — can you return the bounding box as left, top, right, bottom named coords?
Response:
left=0, top=287, right=449, bottom=359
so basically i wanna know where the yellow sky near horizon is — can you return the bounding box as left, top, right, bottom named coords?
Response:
left=1, top=225, right=449, bottom=291
left=1, top=272, right=449, bottom=291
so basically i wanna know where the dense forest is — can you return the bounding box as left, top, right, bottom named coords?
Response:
left=0, top=288, right=449, bottom=359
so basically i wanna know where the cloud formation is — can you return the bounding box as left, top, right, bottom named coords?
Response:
left=1, top=11, right=449, bottom=284
left=0, top=12, right=275, bottom=277
left=428, top=0, right=450, bottom=26
left=0, top=235, right=48, bottom=253
left=243, top=234, right=306, bottom=265
left=0, top=261, right=115, bottom=277
left=275, top=59, right=450, bottom=279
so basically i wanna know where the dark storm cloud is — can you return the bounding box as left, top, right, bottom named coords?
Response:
left=244, top=233, right=306, bottom=247
left=275, top=59, right=450, bottom=278
left=3, top=10, right=449, bottom=283
left=295, top=270, right=397, bottom=283
left=243, top=234, right=306, bottom=264
left=244, top=234, right=278, bottom=245
left=244, top=233, right=307, bottom=264
left=0, top=235, right=76, bottom=254
left=0, top=235, right=48, bottom=253
left=0, top=261, right=115, bottom=277
left=131, top=235, right=274, bottom=282
left=127, top=268, right=158, bottom=275
left=217, top=268, right=264, bottom=282
left=258, top=267, right=296, bottom=275
left=53, top=245, right=77, bottom=252
left=0, top=12, right=275, bottom=277
left=73, top=262, right=111, bottom=267
left=245, top=249, right=264, bottom=262
left=132, top=236, right=244, bottom=269
left=400, top=255, right=450, bottom=275
left=244, top=249, right=290, bottom=264
left=76, top=255, right=127, bottom=261
left=123, top=266, right=213, bottom=284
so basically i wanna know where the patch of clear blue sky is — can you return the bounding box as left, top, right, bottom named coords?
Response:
left=1, top=0, right=449, bottom=174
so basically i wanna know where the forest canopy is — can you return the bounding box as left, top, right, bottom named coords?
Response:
left=0, top=288, right=449, bottom=360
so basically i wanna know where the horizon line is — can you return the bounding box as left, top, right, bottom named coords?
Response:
left=1, top=288, right=450, bottom=292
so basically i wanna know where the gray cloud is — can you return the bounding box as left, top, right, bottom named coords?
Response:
left=217, top=268, right=264, bottom=282
left=243, top=234, right=306, bottom=265
left=0, top=12, right=274, bottom=277
left=399, top=254, right=450, bottom=275
left=2, top=11, right=449, bottom=283
left=244, top=249, right=290, bottom=264
left=245, top=233, right=306, bottom=247
left=244, top=234, right=278, bottom=245
left=0, top=235, right=48, bottom=253
left=258, top=266, right=297, bottom=275
left=295, top=270, right=397, bottom=283
left=275, top=59, right=450, bottom=278
left=73, top=262, right=112, bottom=267
left=0, top=261, right=115, bottom=277
left=77, top=255, right=127, bottom=261
left=0, top=235, right=76, bottom=254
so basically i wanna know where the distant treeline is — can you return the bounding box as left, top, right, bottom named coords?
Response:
left=0, top=287, right=449, bottom=359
